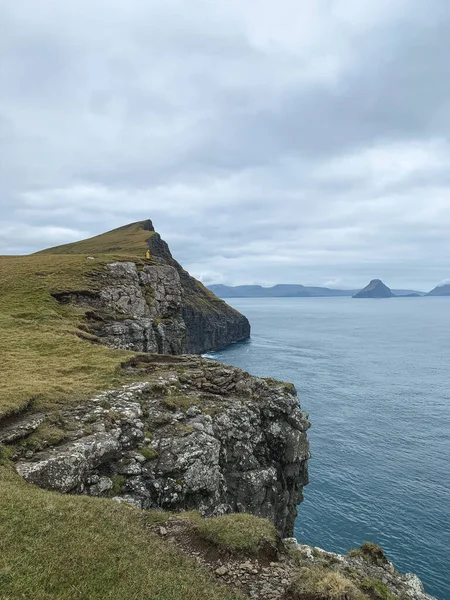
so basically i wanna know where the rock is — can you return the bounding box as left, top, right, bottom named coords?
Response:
left=13, top=356, right=310, bottom=537
left=15, top=432, right=121, bottom=492
left=112, top=495, right=142, bottom=509
left=158, top=526, right=168, bottom=536
left=282, top=538, right=299, bottom=551
left=0, top=414, right=46, bottom=443
left=89, top=476, right=113, bottom=495
left=51, top=221, right=250, bottom=355
left=353, top=279, right=395, bottom=298
left=215, top=566, right=228, bottom=576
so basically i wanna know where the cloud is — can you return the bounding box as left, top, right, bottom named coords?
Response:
left=1, top=0, right=450, bottom=291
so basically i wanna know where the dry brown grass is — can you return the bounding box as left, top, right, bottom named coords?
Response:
left=288, top=565, right=368, bottom=600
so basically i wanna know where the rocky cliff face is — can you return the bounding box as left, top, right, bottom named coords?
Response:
left=9, top=356, right=310, bottom=537
left=146, top=225, right=250, bottom=353
left=54, top=258, right=249, bottom=355
left=47, top=220, right=250, bottom=355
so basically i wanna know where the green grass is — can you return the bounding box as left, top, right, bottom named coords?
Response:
left=348, top=542, right=389, bottom=566
left=0, top=221, right=161, bottom=419
left=20, top=423, right=66, bottom=452
left=139, top=446, right=159, bottom=460
left=360, top=578, right=396, bottom=600
left=37, top=220, right=156, bottom=257
left=0, top=467, right=243, bottom=600
left=288, top=565, right=368, bottom=600
left=185, top=512, right=278, bottom=554
left=0, top=253, right=138, bottom=418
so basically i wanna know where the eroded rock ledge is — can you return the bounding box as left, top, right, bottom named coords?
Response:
left=54, top=260, right=250, bottom=355
left=11, top=356, right=310, bottom=537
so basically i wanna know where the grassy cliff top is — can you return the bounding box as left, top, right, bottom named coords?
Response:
left=0, top=221, right=159, bottom=419
left=37, top=220, right=156, bottom=257
left=0, top=253, right=136, bottom=418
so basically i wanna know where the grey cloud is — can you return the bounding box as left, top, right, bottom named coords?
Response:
left=1, top=0, right=450, bottom=290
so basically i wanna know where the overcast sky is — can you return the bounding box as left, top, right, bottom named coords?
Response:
left=2, top=0, right=450, bottom=290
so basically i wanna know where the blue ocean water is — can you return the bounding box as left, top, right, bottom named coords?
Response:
left=209, top=297, right=450, bottom=600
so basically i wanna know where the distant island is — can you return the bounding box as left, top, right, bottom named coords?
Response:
left=427, top=284, right=450, bottom=296
left=208, top=283, right=425, bottom=298
left=353, top=279, right=395, bottom=299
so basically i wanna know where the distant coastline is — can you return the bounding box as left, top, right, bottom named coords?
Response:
left=208, top=283, right=427, bottom=299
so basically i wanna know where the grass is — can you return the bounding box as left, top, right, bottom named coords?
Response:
left=111, top=474, right=126, bottom=494
left=348, top=542, right=389, bottom=566
left=37, top=220, right=156, bottom=257
left=0, top=253, right=137, bottom=418
left=185, top=512, right=278, bottom=554
left=139, top=446, right=159, bottom=460
left=288, top=565, right=368, bottom=600
left=0, top=466, right=244, bottom=600
left=0, top=219, right=233, bottom=419
left=0, top=222, right=161, bottom=419
left=360, top=578, right=396, bottom=600
left=20, top=423, right=66, bottom=452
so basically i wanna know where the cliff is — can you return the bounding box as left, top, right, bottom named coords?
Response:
left=353, top=279, right=395, bottom=298
left=6, top=355, right=310, bottom=537
left=0, top=223, right=437, bottom=600
left=2, top=355, right=435, bottom=599
left=40, top=220, right=250, bottom=354
left=426, top=283, right=450, bottom=296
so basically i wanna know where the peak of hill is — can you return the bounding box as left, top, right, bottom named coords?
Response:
left=427, top=283, right=450, bottom=296
left=353, top=279, right=395, bottom=298
left=37, top=220, right=156, bottom=257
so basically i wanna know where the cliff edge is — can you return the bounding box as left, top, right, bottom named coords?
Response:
left=39, top=220, right=250, bottom=354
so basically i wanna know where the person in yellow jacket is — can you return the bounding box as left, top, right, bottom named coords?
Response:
left=145, top=249, right=151, bottom=259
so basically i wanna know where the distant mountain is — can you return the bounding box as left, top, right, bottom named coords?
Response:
left=208, top=284, right=424, bottom=299
left=353, top=279, right=394, bottom=299
left=208, top=284, right=358, bottom=298
left=427, top=284, right=450, bottom=296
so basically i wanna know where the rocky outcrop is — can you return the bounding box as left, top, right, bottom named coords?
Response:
left=13, top=356, right=310, bottom=537
left=54, top=258, right=249, bottom=356
left=353, top=279, right=395, bottom=298
left=146, top=225, right=250, bottom=353
left=49, top=219, right=250, bottom=354
left=285, top=540, right=436, bottom=600
left=96, top=261, right=186, bottom=354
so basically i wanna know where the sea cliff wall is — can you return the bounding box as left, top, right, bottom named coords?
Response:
left=8, top=356, right=310, bottom=537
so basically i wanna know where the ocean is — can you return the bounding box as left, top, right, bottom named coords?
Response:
left=209, top=297, right=450, bottom=599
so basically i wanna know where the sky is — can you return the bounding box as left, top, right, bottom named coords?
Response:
left=1, top=0, right=450, bottom=291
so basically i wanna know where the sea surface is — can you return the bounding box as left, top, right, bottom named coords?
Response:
left=209, top=297, right=450, bottom=599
